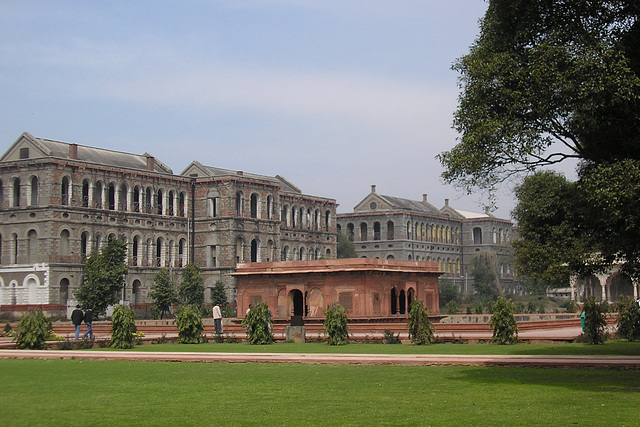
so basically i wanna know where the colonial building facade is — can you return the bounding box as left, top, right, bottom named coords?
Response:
left=337, top=185, right=518, bottom=294
left=0, top=133, right=337, bottom=315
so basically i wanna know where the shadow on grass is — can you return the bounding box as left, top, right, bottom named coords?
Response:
left=451, top=365, right=640, bottom=393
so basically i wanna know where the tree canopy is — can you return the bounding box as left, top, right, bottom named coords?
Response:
left=438, top=0, right=640, bottom=194
left=177, top=264, right=204, bottom=306
left=150, top=268, right=177, bottom=319
left=76, top=238, right=128, bottom=316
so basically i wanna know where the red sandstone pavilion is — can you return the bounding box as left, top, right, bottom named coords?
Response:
left=232, top=258, right=441, bottom=323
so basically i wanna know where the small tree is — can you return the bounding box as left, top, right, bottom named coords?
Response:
left=337, top=232, right=357, bottom=258
left=445, top=300, right=458, bottom=315
left=14, top=308, right=49, bottom=350
left=76, top=238, right=128, bottom=316
left=489, top=297, right=518, bottom=345
left=241, top=302, right=273, bottom=345
left=582, top=296, right=607, bottom=344
left=175, top=305, right=204, bottom=344
left=211, top=280, right=229, bottom=310
left=616, top=295, right=640, bottom=341
left=110, top=305, right=137, bottom=349
left=178, top=264, right=204, bottom=307
left=323, top=303, right=349, bottom=345
left=150, top=268, right=177, bottom=319
left=407, top=300, right=434, bottom=345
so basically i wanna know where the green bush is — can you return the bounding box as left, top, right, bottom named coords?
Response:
left=407, top=300, right=434, bottom=345
left=582, top=296, right=607, bottom=344
left=445, top=300, right=458, bottom=315
left=489, top=297, right=518, bottom=345
left=241, top=303, right=274, bottom=345
left=323, top=303, right=349, bottom=346
left=15, top=308, right=49, bottom=350
left=565, top=300, right=578, bottom=313
left=175, top=305, right=204, bottom=344
left=383, top=329, right=400, bottom=344
left=616, top=295, right=640, bottom=341
left=110, top=305, right=137, bottom=349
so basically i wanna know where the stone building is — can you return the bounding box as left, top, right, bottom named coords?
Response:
left=337, top=185, right=518, bottom=294
left=232, top=258, right=441, bottom=322
left=0, top=132, right=337, bottom=316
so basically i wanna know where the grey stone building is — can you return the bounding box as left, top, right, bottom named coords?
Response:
left=0, top=133, right=337, bottom=316
left=337, top=185, right=518, bottom=294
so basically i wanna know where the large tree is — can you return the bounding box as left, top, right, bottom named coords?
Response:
left=438, top=1, right=640, bottom=194
left=150, top=268, right=177, bottom=319
left=76, top=238, right=128, bottom=316
left=177, top=264, right=204, bottom=306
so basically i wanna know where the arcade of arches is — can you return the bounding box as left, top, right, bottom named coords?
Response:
left=570, top=267, right=640, bottom=302
left=233, top=258, right=441, bottom=322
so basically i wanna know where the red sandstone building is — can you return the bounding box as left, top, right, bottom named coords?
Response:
left=232, top=258, right=441, bottom=323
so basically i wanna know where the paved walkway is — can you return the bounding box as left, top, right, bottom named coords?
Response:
left=1, top=349, right=638, bottom=369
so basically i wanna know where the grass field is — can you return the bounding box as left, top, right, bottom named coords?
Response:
left=2, top=358, right=638, bottom=426
left=94, top=339, right=640, bottom=356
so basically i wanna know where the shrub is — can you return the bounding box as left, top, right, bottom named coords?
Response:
left=445, top=301, right=458, bottom=315
left=514, top=302, right=525, bottom=314
left=407, top=300, right=434, bottom=345
left=616, top=295, right=640, bottom=341
left=14, top=308, right=49, bottom=350
left=565, top=300, right=578, bottom=313
left=241, top=303, right=274, bottom=345
left=175, top=305, right=204, bottom=344
left=474, top=303, right=483, bottom=315
left=582, top=296, right=607, bottom=344
left=110, top=305, right=137, bottom=349
left=323, top=303, right=349, bottom=346
left=383, top=329, right=401, bottom=344
left=489, top=296, right=518, bottom=344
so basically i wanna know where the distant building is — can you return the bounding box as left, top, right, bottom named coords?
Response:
left=0, top=132, right=337, bottom=317
left=337, top=185, right=519, bottom=294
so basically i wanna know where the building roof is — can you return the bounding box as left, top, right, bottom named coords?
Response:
left=0, top=132, right=173, bottom=174
left=180, top=160, right=302, bottom=194
left=230, top=258, right=442, bottom=276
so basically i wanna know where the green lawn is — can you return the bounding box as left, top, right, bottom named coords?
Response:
left=1, top=358, right=638, bottom=426
left=95, top=340, right=640, bottom=356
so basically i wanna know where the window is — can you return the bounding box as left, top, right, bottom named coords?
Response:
left=19, top=148, right=29, bottom=159
left=119, top=184, right=128, bottom=211
left=82, top=180, right=90, bottom=207
left=360, top=223, right=368, bottom=241
left=236, top=192, right=244, bottom=217
left=133, top=236, right=140, bottom=266
left=81, top=232, right=89, bottom=258
left=250, top=193, right=259, bottom=218
left=473, top=227, right=483, bottom=245
left=61, top=177, right=70, bottom=206
left=29, top=176, right=38, bottom=206
left=156, top=189, right=164, bottom=215
left=12, top=178, right=20, bottom=207
left=60, top=230, right=70, bottom=257
left=387, top=221, right=394, bottom=240
left=373, top=222, right=380, bottom=240
left=27, top=230, right=37, bottom=263
left=94, top=181, right=103, bottom=208
left=108, top=183, right=116, bottom=210
left=168, top=191, right=175, bottom=216
left=133, top=187, right=140, bottom=212
left=208, top=245, right=217, bottom=267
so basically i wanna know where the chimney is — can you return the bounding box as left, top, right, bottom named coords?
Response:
left=423, top=194, right=428, bottom=202
left=485, top=206, right=490, bottom=214
left=445, top=198, right=449, bottom=206
left=146, top=155, right=155, bottom=171
left=371, top=185, right=376, bottom=193
left=69, top=143, right=78, bottom=160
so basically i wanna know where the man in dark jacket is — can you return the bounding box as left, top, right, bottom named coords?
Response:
left=81, top=308, right=94, bottom=340
left=71, top=305, right=84, bottom=341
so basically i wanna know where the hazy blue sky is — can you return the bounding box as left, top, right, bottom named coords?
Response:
left=0, top=1, right=526, bottom=217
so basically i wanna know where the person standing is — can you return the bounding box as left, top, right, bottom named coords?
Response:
left=212, top=303, right=223, bottom=334
left=71, top=305, right=84, bottom=341
left=81, top=308, right=94, bottom=340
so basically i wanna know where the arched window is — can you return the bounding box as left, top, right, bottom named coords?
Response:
left=387, top=221, right=394, bottom=240
left=27, top=229, right=37, bottom=263
left=251, top=239, right=259, bottom=262
left=156, top=237, right=164, bottom=267
left=168, top=190, right=175, bottom=216
left=132, top=236, right=140, bottom=266
left=473, top=227, right=483, bottom=245
left=291, top=206, right=296, bottom=228
left=82, top=179, right=90, bottom=207
left=145, top=187, right=153, bottom=213
left=94, top=181, right=103, bottom=209
left=12, top=233, right=18, bottom=264
left=12, top=177, right=21, bottom=207
left=179, top=192, right=185, bottom=217
left=235, top=238, right=245, bottom=263
left=373, top=222, right=381, bottom=240
left=300, top=247, right=305, bottom=261
left=281, top=246, right=289, bottom=261
left=236, top=191, right=244, bottom=217
left=347, top=223, right=354, bottom=241
left=267, top=196, right=273, bottom=220
left=59, top=278, right=69, bottom=304
left=108, top=183, right=116, bottom=210
left=250, top=193, right=259, bottom=219
left=80, top=232, right=89, bottom=259
left=325, top=210, right=331, bottom=231
left=133, top=187, right=141, bottom=212
left=179, top=239, right=186, bottom=267
left=156, top=189, right=164, bottom=215
left=61, top=176, right=70, bottom=206
left=29, top=176, right=38, bottom=206
left=60, top=230, right=70, bottom=257
left=360, top=223, right=368, bottom=241
left=119, top=183, right=128, bottom=211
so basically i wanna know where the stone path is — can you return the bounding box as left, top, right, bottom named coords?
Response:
left=1, top=349, right=638, bottom=369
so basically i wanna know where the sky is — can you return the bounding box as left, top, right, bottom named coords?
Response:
left=0, top=0, right=526, bottom=218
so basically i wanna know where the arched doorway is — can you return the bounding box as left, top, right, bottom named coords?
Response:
left=391, top=287, right=398, bottom=314
left=289, top=289, right=304, bottom=325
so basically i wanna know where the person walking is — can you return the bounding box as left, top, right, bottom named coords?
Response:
left=71, top=305, right=84, bottom=341
left=81, top=308, right=94, bottom=340
left=212, top=303, right=223, bottom=334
